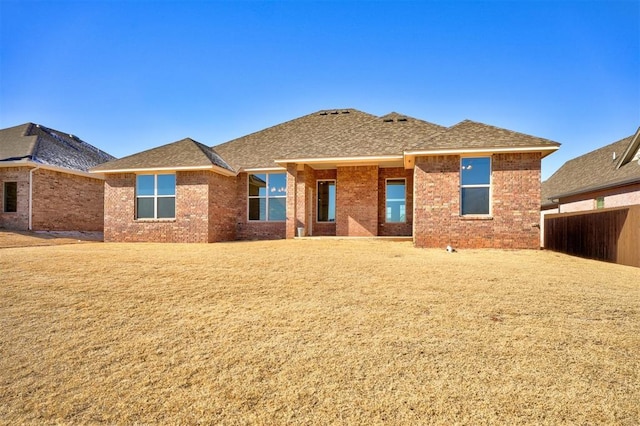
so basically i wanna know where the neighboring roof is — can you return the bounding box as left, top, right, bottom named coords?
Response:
left=90, top=138, right=234, bottom=174
left=0, top=123, right=115, bottom=172
left=541, top=127, right=640, bottom=206
left=408, top=119, right=561, bottom=152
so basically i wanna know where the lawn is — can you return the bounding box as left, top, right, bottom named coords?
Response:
left=1, top=232, right=638, bottom=424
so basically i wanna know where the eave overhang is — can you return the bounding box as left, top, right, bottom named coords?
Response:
left=275, top=155, right=404, bottom=170
left=403, top=145, right=559, bottom=169
left=0, top=160, right=104, bottom=180
left=89, top=164, right=237, bottom=177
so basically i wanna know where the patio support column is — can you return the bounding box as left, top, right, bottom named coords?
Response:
left=285, top=163, right=297, bottom=239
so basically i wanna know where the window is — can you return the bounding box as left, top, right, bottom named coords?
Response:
left=248, top=173, right=286, bottom=221
left=136, top=174, right=176, bottom=219
left=460, top=157, right=491, bottom=215
left=386, top=179, right=406, bottom=222
left=3, top=182, right=17, bottom=213
left=317, top=180, right=336, bottom=222
left=596, top=197, right=605, bottom=209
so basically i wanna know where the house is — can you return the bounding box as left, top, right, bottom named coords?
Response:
left=0, top=123, right=115, bottom=232
left=90, top=109, right=560, bottom=248
left=541, top=126, right=640, bottom=214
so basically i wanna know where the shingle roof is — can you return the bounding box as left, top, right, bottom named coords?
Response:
left=212, top=111, right=559, bottom=170
left=213, top=109, right=382, bottom=170
left=90, top=138, right=234, bottom=173
left=0, top=123, right=114, bottom=172
left=409, top=119, right=561, bottom=152
left=90, top=108, right=561, bottom=174
left=541, top=128, right=640, bottom=206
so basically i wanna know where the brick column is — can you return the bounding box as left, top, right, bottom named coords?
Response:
left=286, top=163, right=297, bottom=239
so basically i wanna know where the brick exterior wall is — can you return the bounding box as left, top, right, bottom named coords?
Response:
left=104, top=171, right=236, bottom=243
left=235, top=173, right=286, bottom=240
left=311, top=169, right=337, bottom=236
left=0, top=167, right=30, bottom=230
left=378, top=167, right=413, bottom=236
left=336, top=166, right=378, bottom=237
left=413, top=153, right=542, bottom=249
left=208, top=172, right=237, bottom=242
left=558, top=183, right=640, bottom=213
left=0, top=167, right=104, bottom=232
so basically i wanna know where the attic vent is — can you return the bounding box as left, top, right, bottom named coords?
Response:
left=330, top=111, right=339, bottom=115
left=383, top=118, right=394, bottom=123
left=319, top=112, right=328, bottom=116
left=341, top=110, right=350, bottom=114
left=397, top=118, right=408, bottom=122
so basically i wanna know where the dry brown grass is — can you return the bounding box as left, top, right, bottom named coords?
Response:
left=1, top=235, right=638, bottom=425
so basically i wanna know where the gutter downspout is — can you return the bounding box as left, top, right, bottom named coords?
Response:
left=28, top=166, right=40, bottom=230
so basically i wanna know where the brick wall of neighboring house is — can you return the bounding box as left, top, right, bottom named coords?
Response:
left=378, top=167, right=413, bottom=236
left=235, top=172, right=286, bottom=240
left=30, top=168, right=105, bottom=231
left=558, top=183, right=640, bottom=213
left=0, top=167, right=30, bottom=230
left=413, top=153, right=542, bottom=249
left=104, top=171, right=234, bottom=243
left=336, top=165, right=378, bottom=236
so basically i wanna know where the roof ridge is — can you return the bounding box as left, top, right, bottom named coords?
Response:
left=190, top=138, right=235, bottom=172
left=213, top=108, right=368, bottom=149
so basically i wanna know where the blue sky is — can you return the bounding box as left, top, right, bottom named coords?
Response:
left=1, top=0, right=638, bottom=179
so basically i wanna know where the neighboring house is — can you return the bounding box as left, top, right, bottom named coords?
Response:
left=91, top=109, right=559, bottom=248
left=541, top=126, right=640, bottom=214
left=0, top=123, right=115, bottom=232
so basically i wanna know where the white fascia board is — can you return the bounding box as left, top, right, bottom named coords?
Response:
left=90, top=165, right=237, bottom=177
left=274, top=155, right=403, bottom=165
left=0, top=160, right=104, bottom=180
left=241, top=166, right=287, bottom=172
left=404, top=145, right=559, bottom=157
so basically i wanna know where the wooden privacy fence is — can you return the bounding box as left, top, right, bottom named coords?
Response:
left=544, top=205, right=639, bottom=268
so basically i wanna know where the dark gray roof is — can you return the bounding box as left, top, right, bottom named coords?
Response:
left=541, top=128, right=640, bottom=206
left=0, top=123, right=114, bottom=172
left=91, top=138, right=234, bottom=173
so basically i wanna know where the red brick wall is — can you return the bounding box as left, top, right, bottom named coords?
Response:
left=0, top=167, right=30, bottom=230
left=336, top=166, right=378, bottom=236
left=104, top=171, right=235, bottom=243
left=31, top=169, right=105, bottom=231
left=378, top=167, right=413, bottom=236
left=413, top=153, right=541, bottom=249
left=1, top=167, right=104, bottom=232
left=311, top=169, right=337, bottom=236
left=235, top=173, right=286, bottom=240
left=208, top=172, right=237, bottom=242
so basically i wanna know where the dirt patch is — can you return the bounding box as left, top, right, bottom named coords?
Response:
left=0, top=240, right=638, bottom=424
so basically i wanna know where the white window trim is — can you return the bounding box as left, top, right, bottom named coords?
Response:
left=247, top=173, right=287, bottom=222
left=460, top=156, right=492, bottom=217
left=135, top=174, right=176, bottom=220
left=385, top=178, right=406, bottom=223
left=316, top=179, right=336, bottom=223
